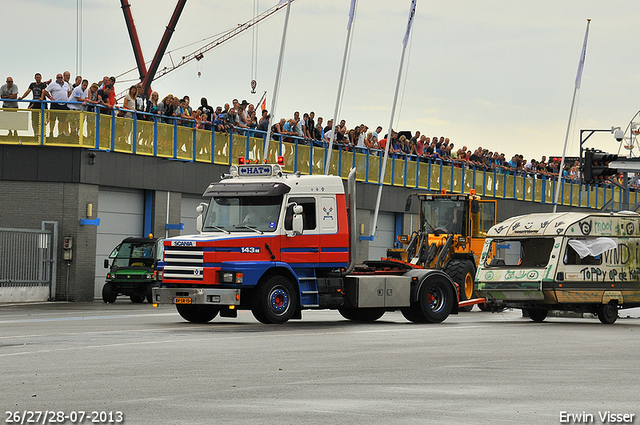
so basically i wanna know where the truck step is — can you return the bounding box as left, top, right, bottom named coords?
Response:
left=301, top=290, right=319, bottom=295
left=301, top=304, right=320, bottom=308
left=298, top=277, right=317, bottom=281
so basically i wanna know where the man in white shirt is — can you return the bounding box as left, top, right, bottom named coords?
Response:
left=42, top=73, right=71, bottom=136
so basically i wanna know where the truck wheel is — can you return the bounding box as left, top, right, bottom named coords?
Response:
left=444, top=259, right=476, bottom=312
left=176, top=304, right=220, bottom=323
left=527, top=308, right=547, bottom=323
left=401, top=306, right=428, bottom=323
left=418, top=277, right=454, bottom=323
left=252, top=276, right=298, bottom=324
left=102, top=282, right=118, bottom=304
left=338, top=307, right=385, bottom=322
left=145, top=283, right=156, bottom=304
left=130, top=294, right=145, bottom=303
left=597, top=303, right=618, bottom=324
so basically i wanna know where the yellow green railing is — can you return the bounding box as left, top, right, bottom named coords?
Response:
left=0, top=106, right=632, bottom=209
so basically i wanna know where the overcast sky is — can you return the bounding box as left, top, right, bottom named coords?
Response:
left=6, top=0, right=640, bottom=160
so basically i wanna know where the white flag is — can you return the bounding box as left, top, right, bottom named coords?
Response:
left=402, top=0, right=417, bottom=47
left=347, top=0, right=357, bottom=31
left=575, top=19, right=591, bottom=89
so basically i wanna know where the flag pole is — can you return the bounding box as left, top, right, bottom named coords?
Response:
left=262, top=0, right=292, bottom=162
left=370, top=0, right=417, bottom=240
left=554, top=19, right=590, bottom=213
left=257, top=90, right=267, bottom=112
left=325, top=0, right=358, bottom=175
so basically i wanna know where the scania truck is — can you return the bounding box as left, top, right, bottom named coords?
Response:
left=152, top=160, right=479, bottom=324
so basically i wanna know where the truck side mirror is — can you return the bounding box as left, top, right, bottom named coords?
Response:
left=292, top=205, right=304, bottom=235
left=471, top=199, right=480, bottom=214
left=196, top=203, right=209, bottom=233
left=104, top=259, right=109, bottom=269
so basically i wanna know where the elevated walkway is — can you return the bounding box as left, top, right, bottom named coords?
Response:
left=0, top=103, right=635, bottom=210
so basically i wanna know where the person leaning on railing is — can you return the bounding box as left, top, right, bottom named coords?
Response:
left=97, top=84, right=115, bottom=114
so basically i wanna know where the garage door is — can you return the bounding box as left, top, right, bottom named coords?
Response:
left=181, top=195, right=205, bottom=236
left=369, top=211, right=396, bottom=260
left=94, top=188, right=144, bottom=298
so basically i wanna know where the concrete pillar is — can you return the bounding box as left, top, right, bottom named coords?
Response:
left=152, top=190, right=183, bottom=239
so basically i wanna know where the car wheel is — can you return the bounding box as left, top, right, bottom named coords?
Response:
left=102, top=282, right=118, bottom=304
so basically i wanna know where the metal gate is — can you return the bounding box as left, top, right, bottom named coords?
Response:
left=0, top=222, right=57, bottom=303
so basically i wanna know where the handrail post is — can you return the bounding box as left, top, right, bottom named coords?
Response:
left=132, top=114, right=138, bottom=155
left=110, top=111, right=116, bottom=152
left=173, top=119, right=178, bottom=159
left=40, top=101, right=46, bottom=146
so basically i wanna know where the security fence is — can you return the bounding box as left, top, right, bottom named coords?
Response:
left=0, top=224, right=56, bottom=303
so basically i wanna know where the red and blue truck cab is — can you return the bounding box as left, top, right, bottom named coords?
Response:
left=152, top=160, right=460, bottom=324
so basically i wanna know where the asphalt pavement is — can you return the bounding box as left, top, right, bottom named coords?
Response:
left=1, top=301, right=639, bottom=425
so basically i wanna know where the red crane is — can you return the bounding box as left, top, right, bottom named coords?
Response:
left=118, top=0, right=294, bottom=99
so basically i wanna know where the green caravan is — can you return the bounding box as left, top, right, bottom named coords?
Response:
left=475, top=211, right=640, bottom=324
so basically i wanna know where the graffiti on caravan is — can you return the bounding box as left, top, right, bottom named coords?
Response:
left=602, top=243, right=632, bottom=265
left=579, top=266, right=640, bottom=282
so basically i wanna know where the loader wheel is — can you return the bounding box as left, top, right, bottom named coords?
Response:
left=597, top=303, right=618, bottom=324
left=252, top=276, right=298, bottom=324
left=418, top=277, right=454, bottom=323
left=338, top=307, right=385, bottom=322
left=176, top=304, right=220, bottom=323
left=444, top=259, right=476, bottom=312
left=527, top=308, right=547, bottom=323
left=102, top=282, right=118, bottom=304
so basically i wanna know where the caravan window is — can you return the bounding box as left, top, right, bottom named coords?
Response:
left=563, top=238, right=616, bottom=265
left=485, top=238, right=554, bottom=268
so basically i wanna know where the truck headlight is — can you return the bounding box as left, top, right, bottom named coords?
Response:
left=221, top=272, right=243, bottom=284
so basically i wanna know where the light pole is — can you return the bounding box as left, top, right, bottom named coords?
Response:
left=579, top=126, right=626, bottom=210
left=579, top=127, right=621, bottom=168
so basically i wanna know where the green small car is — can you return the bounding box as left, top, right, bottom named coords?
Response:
left=102, top=237, right=164, bottom=303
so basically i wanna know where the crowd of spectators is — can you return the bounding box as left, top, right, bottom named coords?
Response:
left=0, top=71, right=605, bottom=182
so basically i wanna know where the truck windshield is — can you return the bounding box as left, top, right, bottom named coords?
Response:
left=484, top=238, right=554, bottom=268
left=422, top=198, right=465, bottom=235
left=203, top=195, right=282, bottom=233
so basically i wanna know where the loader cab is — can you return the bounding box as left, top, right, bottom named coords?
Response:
left=420, top=195, right=467, bottom=236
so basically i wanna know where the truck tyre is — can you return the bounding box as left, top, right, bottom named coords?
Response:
left=597, top=303, right=618, bottom=324
left=418, top=277, right=454, bottom=323
left=252, top=276, right=298, bottom=324
left=130, top=294, right=145, bottom=303
left=176, top=304, right=220, bottom=323
left=145, top=283, right=156, bottom=304
left=527, top=308, right=547, bottom=323
left=102, top=282, right=118, bottom=304
left=338, top=307, right=385, bottom=322
left=401, top=306, right=428, bottom=323
left=444, top=259, right=476, bottom=312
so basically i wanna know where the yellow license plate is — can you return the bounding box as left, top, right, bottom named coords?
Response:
left=173, top=297, right=192, bottom=304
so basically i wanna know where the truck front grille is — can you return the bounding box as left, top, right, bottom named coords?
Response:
left=163, top=246, right=203, bottom=280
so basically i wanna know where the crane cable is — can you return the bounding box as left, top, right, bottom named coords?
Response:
left=251, top=0, right=259, bottom=93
